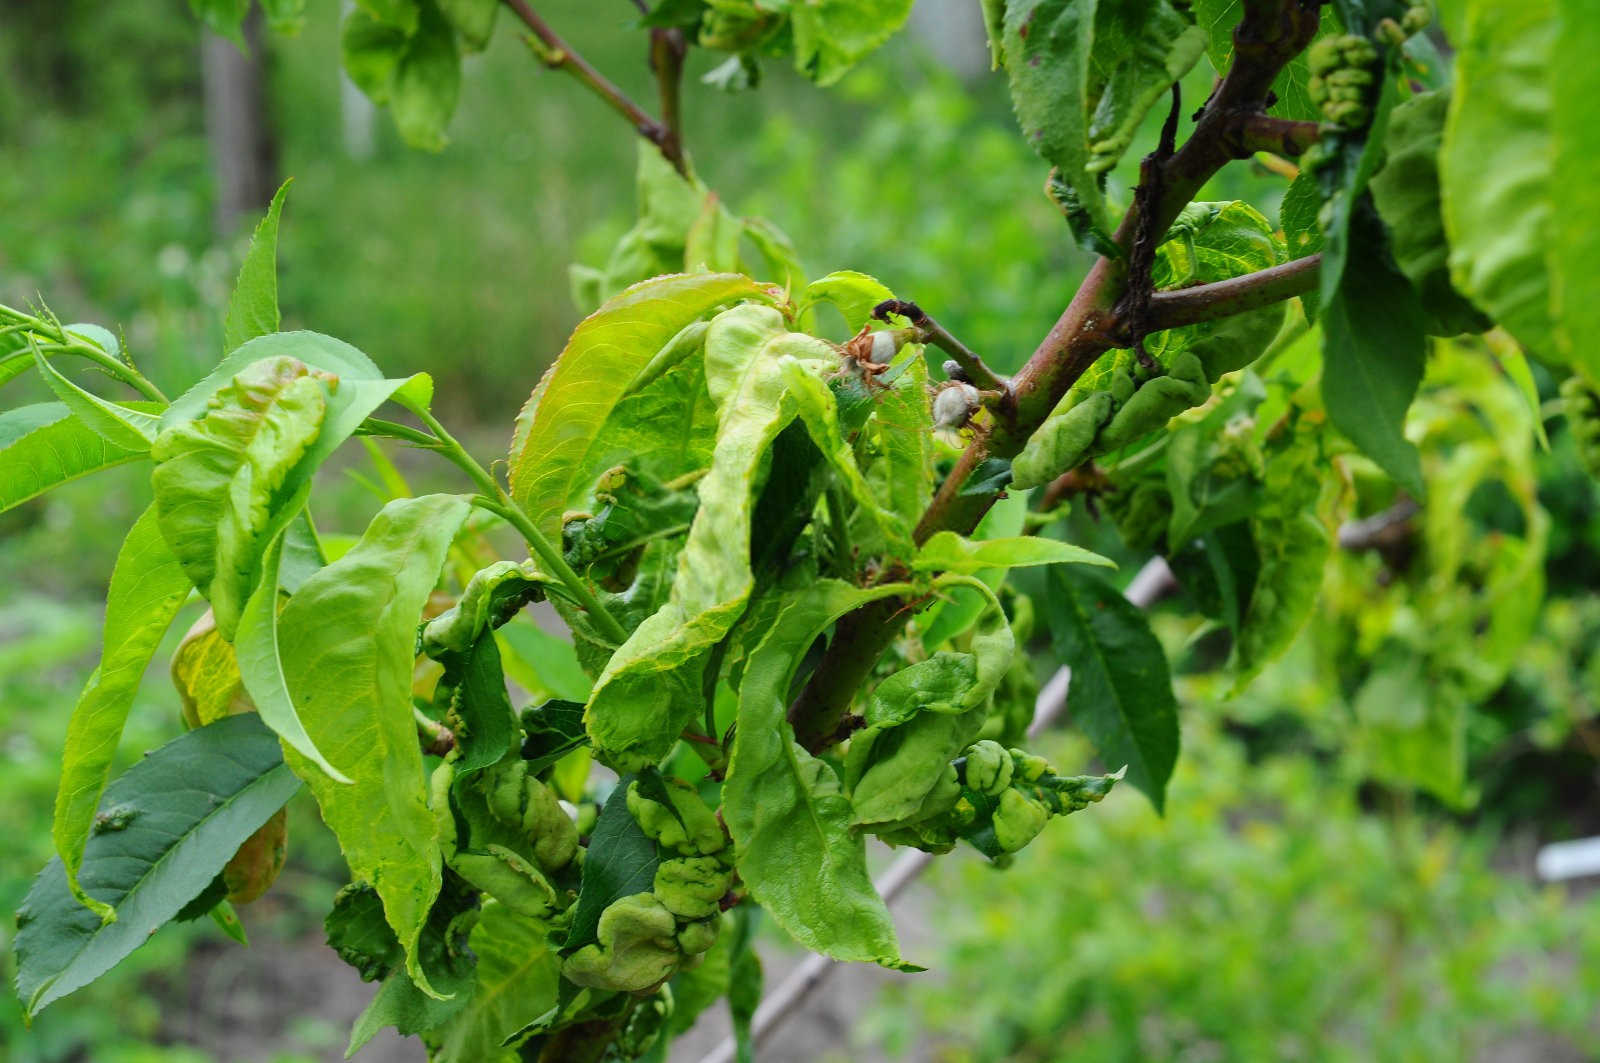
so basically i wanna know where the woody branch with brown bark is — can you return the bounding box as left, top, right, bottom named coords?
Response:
left=787, top=0, right=1327, bottom=752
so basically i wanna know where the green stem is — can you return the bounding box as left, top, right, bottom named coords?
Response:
left=356, top=417, right=444, bottom=447
left=411, top=406, right=628, bottom=645
left=1, top=305, right=169, bottom=402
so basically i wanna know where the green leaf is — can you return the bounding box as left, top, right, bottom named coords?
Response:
left=437, top=0, right=498, bottom=51
left=1439, top=0, right=1556, bottom=359
left=781, top=358, right=912, bottom=559
left=727, top=908, right=761, bottom=1063
left=32, top=344, right=159, bottom=452
left=1042, top=565, right=1179, bottom=811
left=50, top=504, right=194, bottom=922
left=499, top=622, right=592, bottom=704
left=1320, top=203, right=1428, bottom=495
left=275, top=494, right=472, bottom=996
left=1550, top=0, right=1600, bottom=383
left=1354, top=656, right=1467, bottom=807
left=224, top=181, right=290, bottom=353
left=584, top=305, right=835, bottom=767
left=797, top=270, right=893, bottom=333
left=787, top=0, right=913, bottom=85
left=724, top=579, right=918, bottom=968
left=1002, top=0, right=1205, bottom=235
left=391, top=1, right=460, bottom=151
left=18, top=714, right=301, bottom=1017
left=345, top=872, right=481, bottom=1053
left=342, top=9, right=409, bottom=103
left=262, top=0, right=307, bottom=34
left=0, top=402, right=147, bottom=514
left=914, top=531, right=1113, bottom=575
left=150, top=356, right=331, bottom=639
left=431, top=901, right=561, bottom=1061
left=1001, top=0, right=1104, bottom=232
left=188, top=0, right=251, bottom=45
left=508, top=273, right=771, bottom=538
left=235, top=513, right=352, bottom=783
left=356, top=0, right=421, bottom=34
left=1369, top=90, right=1491, bottom=336
left=563, top=779, right=660, bottom=955
left=519, top=700, right=590, bottom=775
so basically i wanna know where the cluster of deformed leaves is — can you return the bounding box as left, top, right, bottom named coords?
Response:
left=10, top=0, right=1598, bottom=1060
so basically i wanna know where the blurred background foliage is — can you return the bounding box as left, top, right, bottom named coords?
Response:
left=2, top=2, right=1597, bottom=1060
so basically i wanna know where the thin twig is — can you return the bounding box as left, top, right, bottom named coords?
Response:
left=701, top=559, right=1178, bottom=1063
left=872, top=299, right=1010, bottom=397
left=649, top=27, right=688, bottom=172
left=1139, top=253, right=1322, bottom=334
left=500, top=0, right=686, bottom=176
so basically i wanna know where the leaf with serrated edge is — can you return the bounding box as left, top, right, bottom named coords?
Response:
left=508, top=272, right=773, bottom=538
left=19, top=714, right=300, bottom=1016
left=1043, top=565, right=1179, bottom=811
left=224, top=180, right=290, bottom=353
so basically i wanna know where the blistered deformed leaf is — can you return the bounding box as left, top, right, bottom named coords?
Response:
left=19, top=715, right=300, bottom=1017
left=151, top=356, right=330, bottom=639
left=509, top=272, right=771, bottom=538
left=430, top=901, right=561, bottom=1060
left=50, top=504, right=194, bottom=921
left=583, top=305, right=834, bottom=767
left=724, top=579, right=918, bottom=968
left=563, top=779, right=660, bottom=956
left=846, top=579, right=1014, bottom=827
left=274, top=494, right=472, bottom=997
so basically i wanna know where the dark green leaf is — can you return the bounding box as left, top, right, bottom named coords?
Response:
left=562, top=778, right=659, bottom=955
left=17, top=715, right=301, bottom=1017
left=521, top=701, right=590, bottom=774
left=1320, top=201, right=1427, bottom=495
left=1043, top=565, right=1179, bottom=811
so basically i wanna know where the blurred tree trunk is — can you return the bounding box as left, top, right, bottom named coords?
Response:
left=201, top=6, right=277, bottom=236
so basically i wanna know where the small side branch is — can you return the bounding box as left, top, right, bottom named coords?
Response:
left=649, top=27, right=688, bottom=172
left=872, top=299, right=1010, bottom=398
left=501, top=0, right=687, bottom=176
left=1227, top=114, right=1321, bottom=158
left=1140, top=253, right=1322, bottom=333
